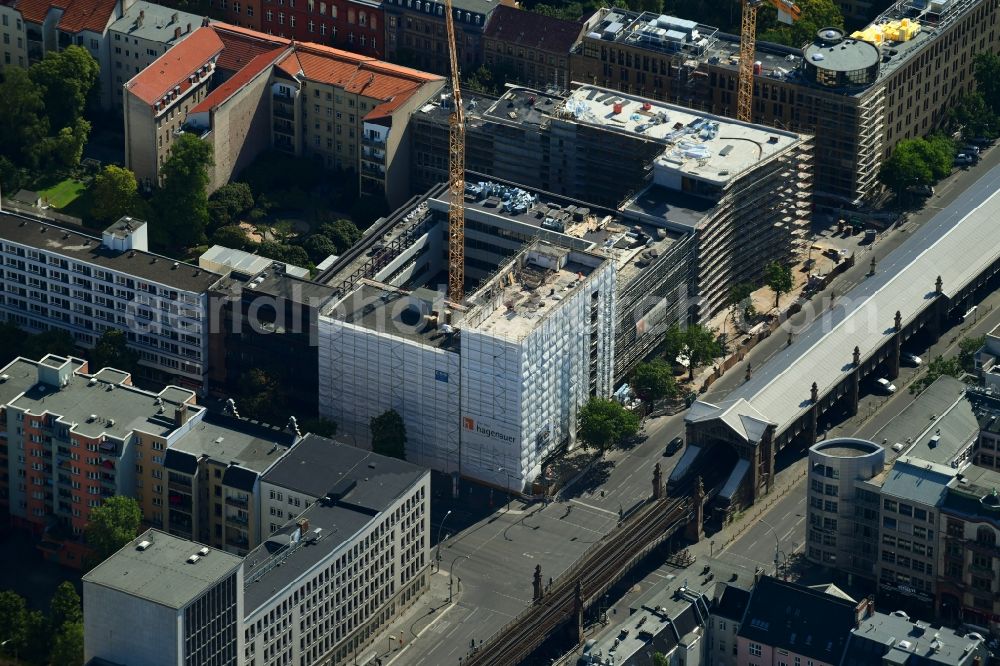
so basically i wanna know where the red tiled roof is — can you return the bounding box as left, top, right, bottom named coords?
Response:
left=190, top=46, right=288, bottom=114
left=483, top=5, right=583, bottom=54
left=18, top=0, right=120, bottom=34
left=125, top=26, right=224, bottom=106
left=211, top=22, right=290, bottom=73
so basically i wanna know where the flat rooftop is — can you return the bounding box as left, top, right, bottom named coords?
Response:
left=170, top=412, right=295, bottom=475
left=876, top=376, right=978, bottom=466
left=558, top=85, right=801, bottom=185
left=2, top=356, right=199, bottom=441
left=83, top=529, right=242, bottom=609
left=330, top=281, right=460, bottom=351
left=622, top=184, right=716, bottom=231
left=482, top=86, right=563, bottom=126
left=110, top=1, right=202, bottom=45
left=873, top=457, right=957, bottom=507
left=0, top=213, right=222, bottom=293
left=465, top=243, right=605, bottom=340
left=812, top=439, right=882, bottom=458
left=844, top=611, right=986, bottom=665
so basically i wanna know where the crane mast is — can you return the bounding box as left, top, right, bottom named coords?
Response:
left=444, top=0, right=465, bottom=302
left=737, top=0, right=801, bottom=123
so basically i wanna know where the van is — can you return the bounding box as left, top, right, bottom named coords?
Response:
left=877, top=378, right=897, bottom=394
left=864, top=228, right=877, bottom=242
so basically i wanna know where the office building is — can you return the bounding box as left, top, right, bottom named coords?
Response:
left=161, top=414, right=296, bottom=556
left=570, top=0, right=1000, bottom=205
left=0, top=213, right=221, bottom=389
left=482, top=5, right=582, bottom=91
left=0, top=353, right=202, bottom=566
left=109, top=1, right=203, bottom=110
left=411, top=84, right=812, bottom=320
left=318, top=240, right=616, bottom=489
left=382, top=0, right=503, bottom=75
left=126, top=21, right=444, bottom=204
left=83, top=529, right=244, bottom=666
left=805, top=438, right=885, bottom=579
left=938, top=463, right=1000, bottom=634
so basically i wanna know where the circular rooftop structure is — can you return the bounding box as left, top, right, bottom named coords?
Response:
left=802, top=27, right=880, bottom=89
left=810, top=437, right=883, bottom=459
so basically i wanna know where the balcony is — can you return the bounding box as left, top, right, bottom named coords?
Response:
left=167, top=479, right=192, bottom=493
left=226, top=513, right=248, bottom=526
left=273, top=105, right=295, bottom=120
left=362, top=135, right=387, bottom=148
left=273, top=120, right=295, bottom=136
left=225, top=496, right=248, bottom=509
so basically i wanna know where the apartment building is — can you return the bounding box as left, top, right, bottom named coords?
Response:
left=84, top=530, right=244, bottom=666
left=109, top=1, right=203, bottom=110
left=570, top=0, right=1000, bottom=205
left=0, top=353, right=202, bottom=566
left=124, top=24, right=222, bottom=188
left=258, top=0, right=383, bottom=57
left=0, top=1, right=27, bottom=68
left=938, top=464, right=1000, bottom=634
left=382, top=0, right=504, bottom=75
left=805, top=438, right=885, bottom=580
left=0, top=213, right=221, bottom=389
left=481, top=5, right=581, bottom=91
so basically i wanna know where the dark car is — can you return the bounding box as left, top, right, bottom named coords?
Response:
left=665, top=436, right=684, bottom=456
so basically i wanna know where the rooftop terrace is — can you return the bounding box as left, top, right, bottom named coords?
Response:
left=169, top=412, right=296, bottom=475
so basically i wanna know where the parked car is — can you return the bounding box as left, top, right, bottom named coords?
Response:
left=955, top=154, right=974, bottom=167
left=963, top=145, right=981, bottom=156
left=664, top=436, right=684, bottom=456
left=902, top=352, right=922, bottom=366
left=877, top=378, right=897, bottom=394
left=969, top=136, right=994, bottom=147
left=907, top=184, right=934, bottom=197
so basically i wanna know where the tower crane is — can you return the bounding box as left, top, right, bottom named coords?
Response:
left=444, top=0, right=465, bottom=302
left=736, top=0, right=802, bottom=122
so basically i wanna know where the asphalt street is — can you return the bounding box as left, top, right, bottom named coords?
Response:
left=389, top=148, right=1000, bottom=666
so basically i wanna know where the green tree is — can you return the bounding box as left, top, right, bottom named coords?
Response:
left=764, top=261, right=793, bottom=310
left=212, top=225, right=252, bottom=250
left=879, top=138, right=935, bottom=196
left=949, top=92, right=1000, bottom=141
left=684, top=324, right=722, bottom=381
left=911, top=356, right=963, bottom=393
left=302, top=234, right=337, bottom=263
left=238, top=368, right=286, bottom=423
left=92, top=165, right=140, bottom=224
left=207, top=182, right=255, bottom=230
left=974, top=52, right=1000, bottom=113
left=21, top=609, right=50, bottom=664
left=153, top=133, right=214, bottom=249
left=85, top=495, right=142, bottom=562
left=50, top=582, right=83, bottom=630
left=29, top=45, right=100, bottom=130
left=632, top=359, right=678, bottom=402
left=759, top=0, right=844, bottom=47
left=653, top=653, right=669, bottom=666
left=49, top=621, right=84, bottom=666
left=89, top=329, right=139, bottom=375
left=256, top=241, right=310, bottom=266
left=0, top=67, right=49, bottom=168
left=299, top=417, right=338, bottom=438
left=48, top=118, right=91, bottom=168
left=959, top=335, right=985, bottom=372
left=660, top=323, right=686, bottom=365
left=0, top=591, right=28, bottom=655
left=921, top=133, right=957, bottom=179
left=318, top=217, right=363, bottom=253
left=370, top=409, right=407, bottom=460
left=578, top=398, right=640, bottom=454
left=23, top=328, right=76, bottom=359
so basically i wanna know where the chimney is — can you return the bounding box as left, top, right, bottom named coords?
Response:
left=935, top=275, right=943, bottom=294
left=171, top=11, right=178, bottom=23
left=810, top=382, right=818, bottom=403
left=174, top=403, right=190, bottom=427
left=186, top=22, right=191, bottom=33
left=174, top=26, right=181, bottom=39
left=201, top=16, right=210, bottom=27
left=894, top=310, right=902, bottom=332
left=297, top=517, right=310, bottom=535
left=853, top=345, right=860, bottom=366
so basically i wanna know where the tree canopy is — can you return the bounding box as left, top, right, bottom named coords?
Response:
left=30, top=46, right=100, bottom=129
left=684, top=324, right=722, bottom=380
left=974, top=52, right=1000, bottom=114
left=949, top=92, right=1000, bottom=142
left=879, top=135, right=956, bottom=197
left=50, top=621, right=84, bottom=666
left=759, top=0, right=844, bottom=48
left=89, top=329, right=140, bottom=376
left=207, top=182, right=255, bottom=230
left=764, top=261, right=793, bottom=310
left=578, top=398, right=641, bottom=454
left=371, top=409, right=407, bottom=460
left=632, top=359, right=678, bottom=402
left=153, top=133, right=214, bottom=249
left=50, top=582, right=83, bottom=630
left=92, top=166, right=141, bottom=224
left=86, top=495, right=142, bottom=562
left=959, top=335, right=985, bottom=372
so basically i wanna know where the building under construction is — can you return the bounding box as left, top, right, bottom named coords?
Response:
left=569, top=0, right=1000, bottom=205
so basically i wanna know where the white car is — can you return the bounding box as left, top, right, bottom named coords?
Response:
left=877, top=378, right=897, bottom=394
left=902, top=352, right=922, bottom=366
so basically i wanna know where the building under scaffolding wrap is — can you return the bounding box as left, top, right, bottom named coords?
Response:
left=317, top=241, right=616, bottom=490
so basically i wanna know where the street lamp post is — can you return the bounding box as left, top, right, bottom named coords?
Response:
left=758, top=518, right=783, bottom=577
left=497, top=467, right=523, bottom=512
left=1, top=639, right=18, bottom=664
left=436, top=510, right=452, bottom=571
left=449, top=555, right=470, bottom=602
left=388, top=635, right=396, bottom=654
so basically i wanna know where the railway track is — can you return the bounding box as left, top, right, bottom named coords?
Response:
left=462, top=494, right=694, bottom=666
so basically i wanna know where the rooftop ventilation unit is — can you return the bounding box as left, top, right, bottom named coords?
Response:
left=136, top=540, right=152, bottom=551
left=187, top=554, right=200, bottom=564
left=198, top=546, right=209, bottom=556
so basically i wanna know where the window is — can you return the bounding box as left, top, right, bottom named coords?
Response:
left=749, top=643, right=762, bottom=657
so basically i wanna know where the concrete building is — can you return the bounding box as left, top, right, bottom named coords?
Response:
left=0, top=212, right=221, bottom=389
left=161, top=414, right=295, bottom=556
left=243, top=433, right=430, bottom=666
left=109, top=1, right=203, bottom=111
left=411, top=84, right=812, bottom=321
left=570, top=0, right=1000, bottom=205
left=319, top=241, right=616, bottom=489
left=0, top=354, right=201, bottom=566
left=842, top=610, right=989, bottom=666
left=258, top=0, right=383, bottom=57
left=937, top=463, right=1000, bottom=634
left=805, top=438, right=885, bottom=578
left=0, top=1, right=27, bottom=68
left=482, top=6, right=582, bottom=91
left=126, top=21, right=444, bottom=203
left=83, top=529, right=244, bottom=666
left=971, top=388, right=1000, bottom=472
left=382, top=0, right=504, bottom=75
left=974, top=321, right=1000, bottom=391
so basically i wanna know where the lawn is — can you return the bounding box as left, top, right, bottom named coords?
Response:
left=37, top=178, right=87, bottom=209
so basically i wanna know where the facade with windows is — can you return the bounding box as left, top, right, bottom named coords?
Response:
left=0, top=2, right=27, bottom=68
left=0, top=213, right=221, bottom=388
left=481, top=5, right=581, bottom=91
left=258, top=0, right=383, bottom=56
left=382, top=0, right=501, bottom=76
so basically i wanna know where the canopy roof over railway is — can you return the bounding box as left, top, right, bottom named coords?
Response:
left=690, top=163, right=1000, bottom=439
